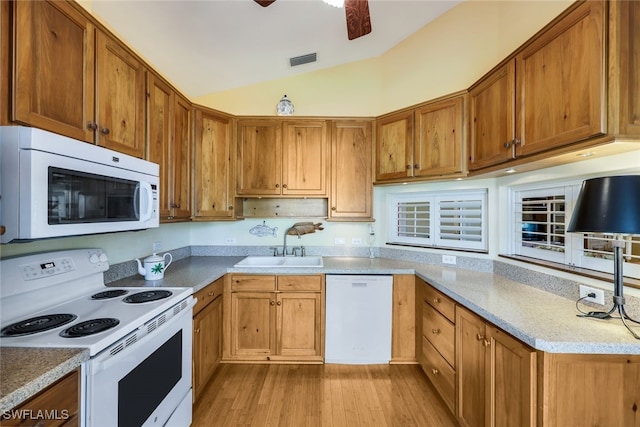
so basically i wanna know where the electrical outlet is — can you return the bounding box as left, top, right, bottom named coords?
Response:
left=224, top=237, right=237, bottom=244
left=352, top=238, right=362, bottom=245
left=579, top=285, right=605, bottom=305
left=334, top=237, right=345, bottom=245
left=152, top=242, right=162, bottom=252
left=442, top=255, right=457, bottom=265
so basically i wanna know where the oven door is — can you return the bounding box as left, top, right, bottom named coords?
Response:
left=85, top=300, right=193, bottom=427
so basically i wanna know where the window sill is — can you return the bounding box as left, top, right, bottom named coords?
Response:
left=499, top=254, right=640, bottom=290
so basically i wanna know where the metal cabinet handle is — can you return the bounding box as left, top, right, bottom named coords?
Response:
left=483, top=339, right=491, bottom=347
left=208, top=291, right=214, bottom=297
left=270, top=300, right=275, bottom=306
left=406, top=165, right=412, bottom=170
left=195, top=328, right=201, bottom=334
left=476, top=333, right=484, bottom=341
left=282, top=184, right=288, bottom=189
left=277, top=301, right=282, bottom=306
left=504, top=138, right=521, bottom=149
left=433, top=297, right=440, bottom=304
left=87, top=122, right=98, bottom=131
left=432, top=368, right=439, bottom=375
left=414, top=164, right=420, bottom=169
left=101, top=128, right=110, bottom=135
left=331, top=207, right=336, bottom=211
left=432, top=328, right=440, bottom=335
left=228, top=205, right=233, bottom=210
left=171, top=203, right=180, bottom=208
left=275, top=184, right=280, bottom=188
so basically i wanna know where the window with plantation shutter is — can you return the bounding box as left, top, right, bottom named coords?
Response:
left=509, top=179, right=640, bottom=280
left=436, top=196, right=486, bottom=250
left=388, top=190, right=487, bottom=251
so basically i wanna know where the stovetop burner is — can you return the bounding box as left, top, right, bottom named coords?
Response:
left=59, top=318, right=120, bottom=338
left=123, top=290, right=173, bottom=304
left=91, top=289, right=129, bottom=300
left=0, top=314, right=78, bottom=337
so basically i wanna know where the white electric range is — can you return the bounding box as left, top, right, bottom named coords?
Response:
left=0, top=249, right=195, bottom=427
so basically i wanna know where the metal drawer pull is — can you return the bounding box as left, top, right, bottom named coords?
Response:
left=432, top=368, right=439, bottom=375
left=433, top=297, right=440, bottom=304
left=432, top=328, right=440, bottom=335
left=476, top=333, right=484, bottom=341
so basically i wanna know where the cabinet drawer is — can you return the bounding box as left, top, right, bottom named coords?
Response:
left=422, top=302, right=455, bottom=367
left=230, top=275, right=276, bottom=291
left=277, top=275, right=322, bottom=291
left=421, top=336, right=455, bottom=414
left=193, top=278, right=224, bottom=316
left=423, top=284, right=455, bottom=323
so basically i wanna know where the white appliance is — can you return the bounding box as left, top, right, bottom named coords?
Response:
left=0, top=126, right=159, bottom=243
left=325, top=275, right=393, bottom=364
left=0, top=249, right=194, bottom=427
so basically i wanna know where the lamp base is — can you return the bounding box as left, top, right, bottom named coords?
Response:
left=578, top=302, right=640, bottom=339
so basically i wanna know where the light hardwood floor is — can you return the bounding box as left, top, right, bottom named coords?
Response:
left=193, top=364, right=458, bottom=427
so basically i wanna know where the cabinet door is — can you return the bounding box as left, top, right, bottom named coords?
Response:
left=486, top=327, right=536, bottom=427
left=516, top=1, right=605, bottom=157
left=281, top=120, right=328, bottom=196
left=172, top=94, right=192, bottom=219
left=456, top=306, right=486, bottom=427
left=147, top=73, right=173, bottom=219
left=194, top=108, right=234, bottom=218
left=414, top=95, right=465, bottom=177
left=236, top=119, right=282, bottom=195
left=95, top=30, right=145, bottom=158
left=193, top=295, right=222, bottom=402
left=230, top=292, right=275, bottom=357
left=13, top=0, right=95, bottom=143
left=375, top=110, right=414, bottom=181
left=329, top=120, right=373, bottom=219
left=469, top=59, right=516, bottom=171
left=276, top=292, right=322, bottom=357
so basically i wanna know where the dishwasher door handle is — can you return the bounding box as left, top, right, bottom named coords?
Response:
left=352, top=282, right=367, bottom=287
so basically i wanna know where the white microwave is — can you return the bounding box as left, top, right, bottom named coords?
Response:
left=1, top=126, right=159, bottom=243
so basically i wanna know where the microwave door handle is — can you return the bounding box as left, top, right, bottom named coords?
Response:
left=139, top=181, right=154, bottom=222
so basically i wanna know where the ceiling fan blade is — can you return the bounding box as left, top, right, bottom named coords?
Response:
left=254, top=0, right=276, bottom=7
left=345, top=0, right=372, bottom=40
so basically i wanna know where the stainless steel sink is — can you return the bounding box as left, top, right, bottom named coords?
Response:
left=234, top=256, right=323, bottom=268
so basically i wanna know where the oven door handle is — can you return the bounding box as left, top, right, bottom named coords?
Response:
left=93, top=297, right=195, bottom=375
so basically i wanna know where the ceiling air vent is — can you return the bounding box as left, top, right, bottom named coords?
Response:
left=290, top=53, right=317, bottom=67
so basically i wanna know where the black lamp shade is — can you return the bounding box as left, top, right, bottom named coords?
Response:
left=567, top=175, right=640, bottom=234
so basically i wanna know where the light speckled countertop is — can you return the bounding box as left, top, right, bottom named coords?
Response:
left=110, top=255, right=640, bottom=354
left=5, top=254, right=639, bottom=412
left=0, top=347, right=89, bottom=412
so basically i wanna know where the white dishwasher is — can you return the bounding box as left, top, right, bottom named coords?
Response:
left=325, top=275, right=393, bottom=364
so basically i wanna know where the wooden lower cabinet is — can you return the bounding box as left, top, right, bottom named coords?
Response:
left=456, top=306, right=536, bottom=427
left=539, top=353, right=640, bottom=427
left=192, top=278, right=224, bottom=402
left=418, top=278, right=457, bottom=414
left=5, top=370, right=79, bottom=426
left=224, top=274, right=324, bottom=362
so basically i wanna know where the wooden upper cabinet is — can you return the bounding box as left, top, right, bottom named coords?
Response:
left=376, top=93, right=466, bottom=183
left=12, top=2, right=147, bottom=158
left=414, top=95, right=466, bottom=177
left=609, top=0, right=640, bottom=139
left=236, top=119, right=282, bottom=196
left=516, top=0, right=606, bottom=157
left=330, top=120, right=373, bottom=220
left=194, top=107, right=234, bottom=218
left=172, top=94, right=193, bottom=219
left=469, top=59, right=516, bottom=171
left=12, top=0, right=95, bottom=142
left=147, top=73, right=173, bottom=219
left=281, top=120, right=329, bottom=196
left=375, top=110, right=414, bottom=181
left=147, top=73, right=191, bottom=220
left=236, top=119, right=328, bottom=197
left=95, top=30, right=145, bottom=157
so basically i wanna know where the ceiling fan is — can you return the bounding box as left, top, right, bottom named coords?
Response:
left=254, top=0, right=372, bottom=40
